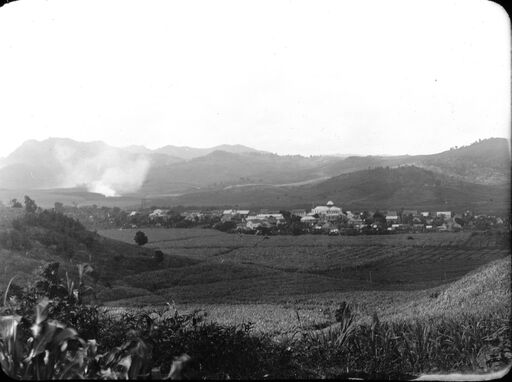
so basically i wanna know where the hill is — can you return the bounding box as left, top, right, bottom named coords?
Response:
left=166, top=165, right=510, bottom=213
left=154, top=143, right=265, bottom=160
left=0, top=138, right=509, bottom=207
left=320, top=138, right=511, bottom=186
left=0, top=207, right=198, bottom=297
left=0, top=138, right=182, bottom=194
left=140, top=151, right=337, bottom=194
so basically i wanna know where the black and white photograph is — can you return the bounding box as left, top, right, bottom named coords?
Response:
left=0, top=0, right=510, bottom=379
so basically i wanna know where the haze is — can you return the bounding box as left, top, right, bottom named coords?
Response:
left=0, top=0, right=510, bottom=158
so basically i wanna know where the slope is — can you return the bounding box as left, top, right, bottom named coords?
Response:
left=168, top=165, right=510, bottom=213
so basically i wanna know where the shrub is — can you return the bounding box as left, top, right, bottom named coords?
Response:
left=134, top=231, right=148, bottom=246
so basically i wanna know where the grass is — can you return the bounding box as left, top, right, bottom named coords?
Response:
left=1, top=213, right=510, bottom=378
left=97, top=228, right=509, bottom=306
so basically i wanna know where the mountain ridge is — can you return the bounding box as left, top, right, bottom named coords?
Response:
left=0, top=137, right=509, bottom=207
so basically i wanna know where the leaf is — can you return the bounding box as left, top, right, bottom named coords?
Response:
left=3, top=276, right=17, bottom=307
left=53, top=327, right=78, bottom=345
left=26, top=322, right=57, bottom=361
left=0, top=315, right=21, bottom=339
left=118, top=354, right=132, bottom=370
left=35, top=298, right=50, bottom=325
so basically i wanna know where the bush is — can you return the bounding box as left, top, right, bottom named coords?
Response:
left=0, top=229, right=32, bottom=250
left=134, top=231, right=148, bottom=246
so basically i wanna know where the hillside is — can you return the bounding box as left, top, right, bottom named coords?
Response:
left=0, top=208, right=198, bottom=297
left=0, top=138, right=509, bottom=208
left=167, top=165, right=510, bottom=213
left=321, top=138, right=511, bottom=186
left=140, top=151, right=337, bottom=194
left=0, top=138, right=182, bottom=194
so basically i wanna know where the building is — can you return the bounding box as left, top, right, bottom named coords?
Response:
left=246, top=219, right=271, bottom=230
left=291, top=209, right=306, bottom=217
left=436, top=211, right=452, bottom=219
left=149, top=209, right=169, bottom=219
left=311, top=201, right=342, bottom=221
left=255, top=213, right=285, bottom=225
left=300, top=215, right=317, bottom=225
left=385, top=211, right=399, bottom=223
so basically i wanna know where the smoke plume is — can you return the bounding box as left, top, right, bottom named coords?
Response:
left=53, top=142, right=150, bottom=197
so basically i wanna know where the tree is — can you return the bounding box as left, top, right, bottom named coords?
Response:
left=134, top=231, right=148, bottom=246
left=24, top=195, right=38, bottom=213
left=54, top=202, right=64, bottom=213
left=373, top=210, right=386, bottom=226
left=10, top=198, right=22, bottom=208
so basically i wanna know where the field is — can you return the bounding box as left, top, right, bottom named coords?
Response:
left=98, top=228, right=510, bottom=334
left=1, top=214, right=511, bottom=378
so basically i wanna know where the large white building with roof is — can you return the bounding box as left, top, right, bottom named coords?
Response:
left=311, top=201, right=342, bottom=221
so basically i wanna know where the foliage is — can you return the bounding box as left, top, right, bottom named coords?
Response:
left=10, top=199, right=22, bottom=208
left=0, top=229, right=32, bottom=250
left=24, top=196, right=38, bottom=214
left=134, top=231, right=148, bottom=246
left=153, top=250, right=164, bottom=263
left=213, top=220, right=237, bottom=232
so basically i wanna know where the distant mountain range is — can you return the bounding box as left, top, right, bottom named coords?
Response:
left=0, top=137, right=509, bottom=212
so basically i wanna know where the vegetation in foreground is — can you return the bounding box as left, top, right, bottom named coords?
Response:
left=1, top=260, right=511, bottom=380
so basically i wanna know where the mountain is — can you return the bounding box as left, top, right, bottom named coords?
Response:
left=0, top=138, right=180, bottom=194
left=139, top=150, right=337, bottom=195
left=154, top=144, right=265, bottom=160
left=167, top=165, right=510, bottom=214
left=0, top=137, right=509, bottom=210
left=320, top=138, right=510, bottom=186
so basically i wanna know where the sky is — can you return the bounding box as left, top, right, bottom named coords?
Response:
left=0, top=0, right=510, bottom=158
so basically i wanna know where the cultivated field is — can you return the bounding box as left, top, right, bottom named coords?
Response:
left=98, top=228, right=510, bottom=334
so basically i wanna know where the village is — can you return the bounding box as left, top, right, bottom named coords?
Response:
left=54, top=200, right=508, bottom=235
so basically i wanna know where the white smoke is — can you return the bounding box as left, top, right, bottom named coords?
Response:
left=53, top=142, right=151, bottom=197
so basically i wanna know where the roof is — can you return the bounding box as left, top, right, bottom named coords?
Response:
left=327, top=200, right=334, bottom=206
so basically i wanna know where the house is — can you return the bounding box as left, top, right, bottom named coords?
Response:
left=311, top=201, right=342, bottom=221
left=348, top=217, right=364, bottom=228
left=256, top=213, right=285, bottom=222
left=420, top=211, right=431, bottom=217
left=402, top=209, right=418, bottom=217
left=345, top=211, right=355, bottom=220
left=436, top=211, right=452, bottom=219
left=291, top=209, right=306, bottom=217
left=385, top=211, right=399, bottom=223
left=221, top=209, right=250, bottom=222
left=149, top=209, right=169, bottom=219
left=183, top=211, right=204, bottom=222
left=246, top=219, right=272, bottom=230
left=300, top=215, right=317, bottom=225
left=413, top=223, right=424, bottom=231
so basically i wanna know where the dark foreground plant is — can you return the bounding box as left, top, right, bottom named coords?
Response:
left=2, top=267, right=511, bottom=380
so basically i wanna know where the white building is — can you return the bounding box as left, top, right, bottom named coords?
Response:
left=149, top=209, right=169, bottom=219
left=436, top=211, right=452, bottom=219
left=311, top=201, right=342, bottom=221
